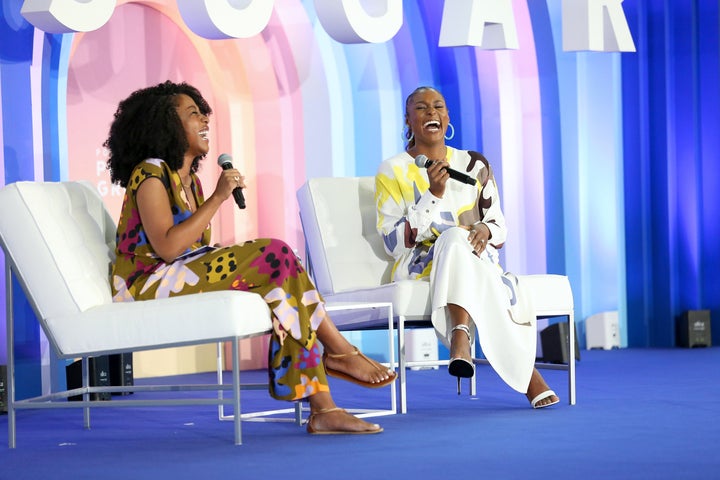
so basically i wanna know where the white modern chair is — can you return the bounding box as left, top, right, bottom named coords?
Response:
left=0, top=181, right=278, bottom=447
left=297, top=176, right=576, bottom=413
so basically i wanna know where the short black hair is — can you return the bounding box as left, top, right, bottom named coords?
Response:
left=404, top=86, right=443, bottom=148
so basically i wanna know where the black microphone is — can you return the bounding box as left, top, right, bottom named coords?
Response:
left=414, top=154, right=477, bottom=186
left=217, top=153, right=246, bottom=209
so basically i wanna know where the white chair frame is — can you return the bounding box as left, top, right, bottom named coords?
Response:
left=0, top=181, right=284, bottom=447
left=216, top=301, right=398, bottom=422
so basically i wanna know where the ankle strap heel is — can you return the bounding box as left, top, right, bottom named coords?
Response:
left=451, top=324, right=472, bottom=343
left=448, top=324, right=474, bottom=395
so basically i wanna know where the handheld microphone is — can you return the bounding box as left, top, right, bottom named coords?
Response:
left=217, top=153, right=246, bottom=209
left=414, top=154, right=477, bottom=186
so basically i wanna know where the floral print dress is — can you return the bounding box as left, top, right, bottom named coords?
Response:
left=111, top=159, right=329, bottom=401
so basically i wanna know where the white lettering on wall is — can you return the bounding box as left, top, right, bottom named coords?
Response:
left=314, top=0, right=402, bottom=44
left=563, top=0, right=636, bottom=52
left=20, top=0, right=635, bottom=53
left=177, top=0, right=274, bottom=40
left=439, top=0, right=518, bottom=49
left=21, top=0, right=116, bottom=34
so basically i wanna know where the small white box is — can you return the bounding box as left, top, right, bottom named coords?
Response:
left=405, top=328, right=439, bottom=370
left=586, top=311, right=620, bottom=350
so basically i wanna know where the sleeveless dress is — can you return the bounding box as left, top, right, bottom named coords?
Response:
left=375, top=148, right=536, bottom=392
left=110, top=158, right=328, bottom=401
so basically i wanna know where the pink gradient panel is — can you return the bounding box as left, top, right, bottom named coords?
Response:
left=66, top=3, right=216, bottom=222
left=473, top=2, right=546, bottom=274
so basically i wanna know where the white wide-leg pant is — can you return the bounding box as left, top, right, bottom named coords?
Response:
left=429, top=227, right=536, bottom=393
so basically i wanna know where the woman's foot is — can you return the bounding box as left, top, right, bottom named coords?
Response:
left=306, top=407, right=383, bottom=435
left=322, top=346, right=396, bottom=388
left=525, top=368, right=559, bottom=408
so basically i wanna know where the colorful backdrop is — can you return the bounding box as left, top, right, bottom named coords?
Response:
left=1, top=0, right=718, bottom=394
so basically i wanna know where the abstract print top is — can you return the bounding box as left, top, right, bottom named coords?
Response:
left=374, top=147, right=507, bottom=280
left=110, top=158, right=213, bottom=300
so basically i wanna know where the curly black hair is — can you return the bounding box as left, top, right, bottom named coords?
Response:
left=104, top=80, right=213, bottom=188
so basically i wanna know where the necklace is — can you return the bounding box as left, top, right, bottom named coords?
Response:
left=180, top=180, right=195, bottom=212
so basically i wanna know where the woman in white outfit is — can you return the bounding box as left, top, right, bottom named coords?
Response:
left=374, top=86, right=558, bottom=408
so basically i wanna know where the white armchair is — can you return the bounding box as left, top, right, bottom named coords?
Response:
left=0, top=181, right=276, bottom=447
left=297, top=176, right=576, bottom=413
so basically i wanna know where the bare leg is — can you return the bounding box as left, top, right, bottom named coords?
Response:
left=447, top=303, right=472, bottom=362
left=525, top=368, right=559, bottom=407
left=315, top=313, right=395, bottom=385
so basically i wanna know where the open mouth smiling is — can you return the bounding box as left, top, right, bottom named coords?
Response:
left=424, top=120, right=441, bottom=132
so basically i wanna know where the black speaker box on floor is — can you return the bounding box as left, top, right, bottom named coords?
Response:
left=540, top=321, right=580, bottom=364
left=676, top=310, right=712, bottom=348
left=66, top=356, right=111, bottom=401
left=0, top=365, right=7, bottom=414
left=109, top=353, right=134, bottom=395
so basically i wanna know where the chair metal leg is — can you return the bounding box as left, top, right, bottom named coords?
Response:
left=398, top=315, right=407, bottom=414
left=568, top=312, right=576, bottom=405
left=6, top=264, right=16, bottom=449
left=82, top=357, right=91, bottom=429
left=232, top=339, right=242, bottom=445
left=386, top=304, right=398, bottom=414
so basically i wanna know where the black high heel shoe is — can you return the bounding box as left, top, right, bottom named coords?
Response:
left=448, top=324, right=474, bottom=395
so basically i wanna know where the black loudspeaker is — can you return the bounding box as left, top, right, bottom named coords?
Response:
left=540, top=321, right=580, bottom=364
left=676, top=310, right=712, bottom=348
left=66, top=356, right=111, bottom=401
left=109, top=353, right=134, bottom=395
left=0, top=365, right=7, bottom=414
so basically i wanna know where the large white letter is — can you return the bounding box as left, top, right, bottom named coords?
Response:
left=177, top=0, right=274, bottom=40
left=314, top=0, right=402, bottom=44
left=563, top=0, right=636, bottom=52
left=438, top=0, right=518, bottom=49
left=21, top=0, right=116, bottom=33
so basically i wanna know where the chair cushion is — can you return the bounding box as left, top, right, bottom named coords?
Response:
left=517, top=274, right=574, bottom=313
left=0, top=181, right=272, bottom=358
left=323, top=280, right=432, bottom=328
left=46, top=290, right=272, bottom=357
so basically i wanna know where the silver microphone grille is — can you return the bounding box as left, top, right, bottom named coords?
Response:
left=217, top=153, right=233, bottom=167
left=414, top=154, right=429, bottom=168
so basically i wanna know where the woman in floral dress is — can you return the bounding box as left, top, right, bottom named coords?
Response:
left=106, top=80, right=395, bottom=434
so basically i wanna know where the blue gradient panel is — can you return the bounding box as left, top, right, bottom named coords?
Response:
left=697, top=1, right=720, bottom=346
left=41, top=33, right=73, bottom=181
left=622, top=1, right=653, bottom=347
left=0, top=2, right=42, bottom=397
left=546, top=1, right=584, bottom=326
left=621, top=0, right=719, bottom=346
left=666, top=0, right=699, bottom=315
left=528, top=1, right=566, bottom=276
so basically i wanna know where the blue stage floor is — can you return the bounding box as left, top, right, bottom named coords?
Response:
left=2, top=347, right=719, bottom=480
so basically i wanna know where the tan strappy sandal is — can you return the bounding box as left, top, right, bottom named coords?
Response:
left=322, top=346, right=397, bottom=388
left=306, top=407, right=383, bottom=435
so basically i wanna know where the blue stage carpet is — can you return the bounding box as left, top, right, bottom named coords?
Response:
left=1, top=348, right=719, bottom=479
